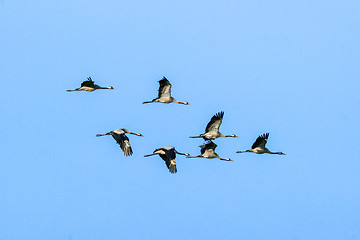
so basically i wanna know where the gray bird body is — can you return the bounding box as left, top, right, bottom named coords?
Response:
left=96, top=128, right=143, bottom=156
left=236, top=133, right=285, bottom=155
left=142, top=77, right=190, bottom=105
left=144, top=146, right=189, bottom=173
left=190, top=111, right=238, bottom=140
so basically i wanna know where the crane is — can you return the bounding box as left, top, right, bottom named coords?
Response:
left=187, top=141, right=233, bottom=161
left=144, top=146, right=189, bottom=173
left=142, top=77, right=190, bottom=105
left=236, top=133, right=285, bottom=155
left=96, top=128, right=143, bottom=156
left=67, top=77, right=114, bottom=92
left=190, top=111, right=238, bottom=140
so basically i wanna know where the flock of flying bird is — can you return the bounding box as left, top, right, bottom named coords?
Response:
left=67, top=76, right=285, bottom=174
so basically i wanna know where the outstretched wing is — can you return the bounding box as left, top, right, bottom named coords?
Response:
left=158, top=147, right=177, bottom=173
left=252, top=133, right=269, bottom=149
left=205, top=111, right=224, bottom=133
left=158, top=77, right=172, bottom=98
left=81, top=77, right=95, bottom=87
left=165, top=158, right=177, bottom=173
left=112, top=132, right=133, bottom=156
left=200, top=141, right=217, bottom=154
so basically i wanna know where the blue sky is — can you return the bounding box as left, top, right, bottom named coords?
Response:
left=1, top=0, right=359, bottom=239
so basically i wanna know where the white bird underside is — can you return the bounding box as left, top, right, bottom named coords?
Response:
left=77, top=86, right=97, bottom=92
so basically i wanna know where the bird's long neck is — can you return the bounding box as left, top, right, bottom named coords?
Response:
left=189, top=135, right=202, bottom=138
left=236, top=150, right=252, bottom=153
left=142, top=99, right=157, bottom=104
left=269, top=151, right=285, bottom=155
left=144, top=153, right=157, bottom=157
left=175, top=151, right=189, bottom=156
left=174, top=99, right=190, bottom=105
left=128, top=132, right=143, bottom=137
left=219, top=133, right=227, bottom=138
left=224, top=134, right=237, bottom=138
left=186, top=155, right=202, bottom=158
left=96, top=133, right=111, bottom=137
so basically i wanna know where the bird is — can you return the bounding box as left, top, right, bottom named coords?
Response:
left=236, top=133, right=285, bottom=155
left=67, top=77, right=114, bottom=92
left=190, top=111, right=238, bottom=140
left=142, top=77, right=190, bottom=105
left=96, top=128, right=143, bottom=156
left=144, top=146, right=190, bottom=173
left=187, top=141, right=233, bottom=161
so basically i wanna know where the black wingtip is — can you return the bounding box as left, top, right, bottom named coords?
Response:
left=159, top=76, right=168, bottom=82
left=259, top=133, right=269, bottom=139
left=122, top=146, right=133, bottom=157
left=215, top=111, right=224, bottom=118
left=169, top=166, right=177, bottom=174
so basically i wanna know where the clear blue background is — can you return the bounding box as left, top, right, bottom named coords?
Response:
left=1, top=0, right=359, bottom=239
